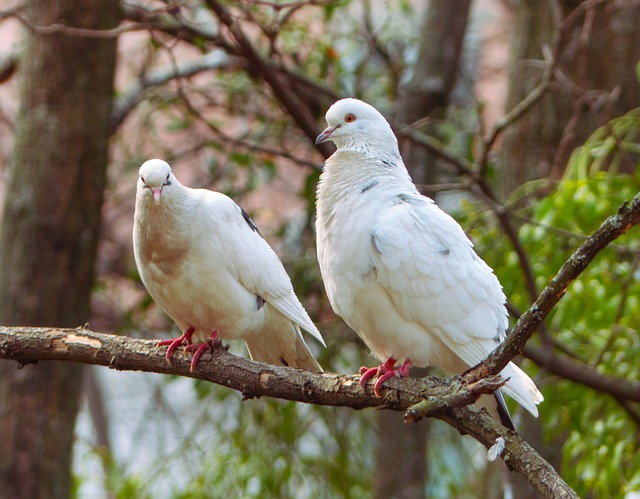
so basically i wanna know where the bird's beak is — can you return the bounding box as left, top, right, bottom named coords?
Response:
left=150, top=186, right=162, bottom=205
left=315, top=124, right=339, bottom=145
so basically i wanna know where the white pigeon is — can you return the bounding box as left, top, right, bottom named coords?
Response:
left=133, top=159, right=325, bottom=372
left=315, top=98, right=543, bottom=426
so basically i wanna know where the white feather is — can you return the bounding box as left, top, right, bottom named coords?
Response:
left=315, top=99, right=543, bottom=416
left=134, top=159, right=324, bottom=370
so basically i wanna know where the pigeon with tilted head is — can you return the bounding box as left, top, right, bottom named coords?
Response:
left=315, top=99, right=542, bottom=427
left=134, top=159, right=325, bottom=372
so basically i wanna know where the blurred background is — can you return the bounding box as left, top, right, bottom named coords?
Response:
left=0, top=1, right=639, bottom=497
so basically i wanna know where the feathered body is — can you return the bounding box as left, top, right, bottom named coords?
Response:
left=315, top=99, right=542, bottom=422
left=134, top=159, right=324, bottom=371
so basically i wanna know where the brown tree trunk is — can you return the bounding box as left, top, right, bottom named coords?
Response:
left=374, top=402, right=428, bottom=499
left=500, top=0, right=640, bottom=194
left=397, top=0, right=472, bottom=187
left=0, top=1, right=121, bottom=497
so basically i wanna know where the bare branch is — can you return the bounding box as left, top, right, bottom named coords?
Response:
left=476, top=0, right=564, bottom=177
left=0, top=325, right=577, bottom=498
left=204, top=0, right=334, bottom=158
left=180, top=96, right=324, bottom=170
left=110, top=50, right=240, bottom=133
left=2, top=8, right=146, bottom=38
left=472, top=192, right=640, bottom=378
left=524, top=344, right=640, bottom=403
left=404, top=375, right=507, bottom=422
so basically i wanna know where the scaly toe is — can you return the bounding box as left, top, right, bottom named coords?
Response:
left=359, top=366, right=380, bottom=391
left=373, top=370, right=397, bottom=397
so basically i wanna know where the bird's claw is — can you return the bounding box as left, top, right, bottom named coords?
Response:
left=157, top=327, right=222, bottom=371
left=157, top=326, right=196, bottom=363
left=359, top=358, right=413, bottom=397
left=183, top=330, right=220, bottom=372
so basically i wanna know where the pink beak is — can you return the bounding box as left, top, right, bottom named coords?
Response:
left=151, top=186, right=162, bottom=205
left=316, top=124, right=339, bottom=144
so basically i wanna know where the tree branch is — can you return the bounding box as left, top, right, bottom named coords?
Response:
left=204, top=0, right=334, bottom=159
left=0, top=325, right=577, bottom=498
left=472, top=192, right=640, bottom=379
left=476, top=0, right=563, bottom=178
left=110, top=50, right=240, bottom=133
left=524, top=344, right=640, bottom=403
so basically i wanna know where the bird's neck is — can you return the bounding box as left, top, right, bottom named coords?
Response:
left=135, top=186, right=194, bottom=242
left=319, top=147, right=412, bottom=188
left=316, top=149, right=415, bottom=222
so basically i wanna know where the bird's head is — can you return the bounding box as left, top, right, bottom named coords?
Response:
left=138, top=159, right=175, bottom=205
left=315, top=98, right=398, bottom=154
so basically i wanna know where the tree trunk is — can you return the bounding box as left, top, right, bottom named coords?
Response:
left=374, top=398, right=428, bottom=499
left=500, top=0, right=640, bottom=194
left=397, top=0, right=472, bottom=187
left=0, top=1, right=120, bottom=497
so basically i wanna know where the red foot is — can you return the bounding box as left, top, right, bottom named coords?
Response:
left=158, top=326, right=196, bottom=360
left=184, top=330, right=219, bottom=372
left=359, top=358, right=413, bottom=397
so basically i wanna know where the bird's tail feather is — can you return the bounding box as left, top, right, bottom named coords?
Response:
left=494, top=390, right=515, bottom=430
left=476, top=391, right=515, bottom=429
left=501, top=362, right=544, bottom=417
left=244, top=325, right=323, bottom=372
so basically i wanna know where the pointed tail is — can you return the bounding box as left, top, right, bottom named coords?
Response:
left=501, top=361, right=544, bottom=417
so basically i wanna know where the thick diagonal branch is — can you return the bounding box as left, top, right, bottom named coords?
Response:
left=472, top=193, right=640, bottom=379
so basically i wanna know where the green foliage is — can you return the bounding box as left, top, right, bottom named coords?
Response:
left=161, top=386, right=375, bottom=499
left=460, top=111, right=640, bottom=497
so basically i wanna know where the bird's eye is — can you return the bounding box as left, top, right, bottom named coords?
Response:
left=345, top=113, right=356, bottom=123
left=141, top=176, right=146, bottom=184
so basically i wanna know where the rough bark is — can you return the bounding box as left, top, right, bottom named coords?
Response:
left=0, top=1, right=121, bottom=497
left=0, top=326, right=575, bottom=498
left=500, top=0, right=640, bottom=194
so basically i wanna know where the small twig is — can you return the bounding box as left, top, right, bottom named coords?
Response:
left=476, top=0, right=564, bottom=177
left=110, top=50, right=239, bottom=133
left=205, top=0, right=333, bottom=158
left=180, top=94, right=323, bottom=170
left=404, top=375, right=507, bottom=423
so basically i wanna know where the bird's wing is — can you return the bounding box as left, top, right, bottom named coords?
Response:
left=369, top=193, right=508, bottom=368
left=197, top=191, right=325, bottom=346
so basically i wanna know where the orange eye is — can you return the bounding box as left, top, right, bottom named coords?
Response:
left=345, top=113, right=356, bottom=123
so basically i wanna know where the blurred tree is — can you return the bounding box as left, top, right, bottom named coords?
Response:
left=0, top=0, right=121, bottom=497
left=500, top=0, right=640, bottom=193
left=497, top=2, right=640, bottom=496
